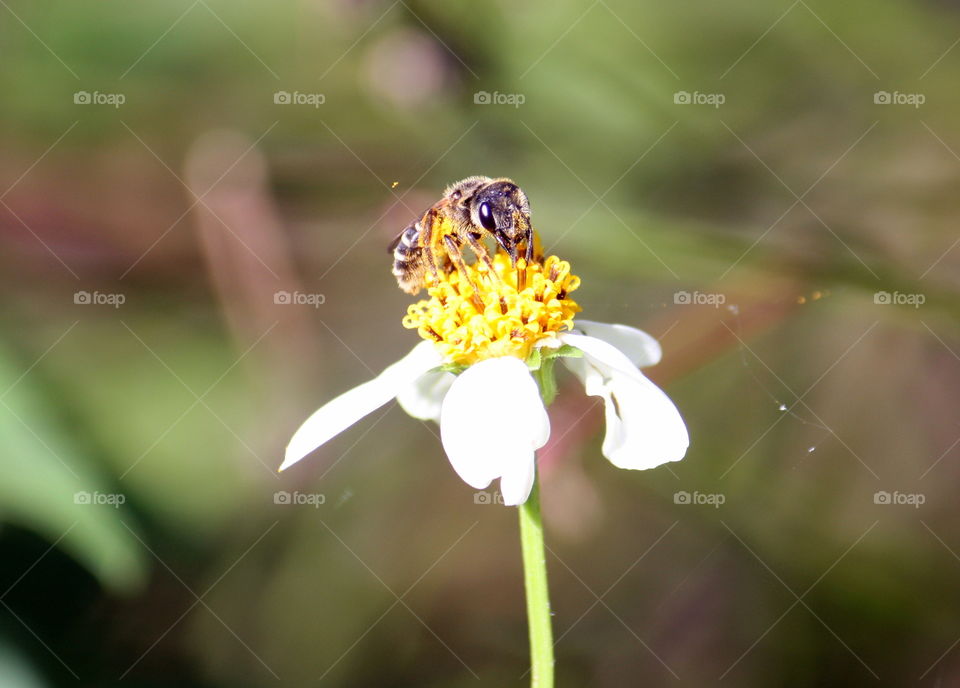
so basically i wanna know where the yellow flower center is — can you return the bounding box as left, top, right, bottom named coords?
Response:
left=402, top=251, right=582, bottom=366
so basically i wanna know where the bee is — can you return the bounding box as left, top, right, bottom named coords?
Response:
left=389, top=176, right=536, bottom=295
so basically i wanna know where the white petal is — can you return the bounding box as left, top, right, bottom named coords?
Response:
left=440, top=357, right=549, bottom=502
left=560, top=333, right=688, bottom=470
left=559, top=332, right=646, bottom=382
left=532, top=333, right=563, bottom=351
left=499, top=446, right=537, bottom=506
left=396, top=368, right=455, bottom=422
left=596, top=369, right=689, bottom=469
left=281, top=342, right=442, bottom=471
left=573, top=320, right=662, bottom=368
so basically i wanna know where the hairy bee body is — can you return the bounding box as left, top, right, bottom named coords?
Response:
left=390, top=223, right=426, bottom=294
left=389, top=176, right=534, bottom=295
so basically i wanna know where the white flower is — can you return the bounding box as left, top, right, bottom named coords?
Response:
left=439, top=357, right=550, bottom=506
left=280, top=319, right=688, bottom=506
left=557, top=321, right=688, bottom=470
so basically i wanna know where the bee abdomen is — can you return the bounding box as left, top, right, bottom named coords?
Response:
left=392, top=224, right=424, bottom=294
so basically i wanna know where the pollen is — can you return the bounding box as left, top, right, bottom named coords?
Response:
left=402, top=252, right=581, bottom=366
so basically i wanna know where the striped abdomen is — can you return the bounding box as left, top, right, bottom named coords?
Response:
left=391, top=223, right=424, bottom=294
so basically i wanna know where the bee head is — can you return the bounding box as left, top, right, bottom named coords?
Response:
left=468, top=179, right=532, bottom=263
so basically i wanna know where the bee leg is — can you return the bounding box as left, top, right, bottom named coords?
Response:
left=418, top=208, right=446, bottom=287
left=464, top=231, right=503, bottom=284
left=443, top=235, right=485, bottom=312
left=516, top=249, right=527, bottom=292
left=424, top=245, right=441, bottom=285
left=512, top=226, right=537, bottom=291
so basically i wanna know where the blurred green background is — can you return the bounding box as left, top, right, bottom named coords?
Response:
left=1, top=0, right=959, bottom=685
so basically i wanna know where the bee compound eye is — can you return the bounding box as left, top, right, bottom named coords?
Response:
left=478, top=201, right=496, bottom=230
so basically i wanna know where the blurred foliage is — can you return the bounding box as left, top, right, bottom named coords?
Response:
left=0, top=340, right=145, bottom=592
left=2, top=0, right=960, bottom=686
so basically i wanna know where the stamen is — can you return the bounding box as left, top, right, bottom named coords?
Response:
left=403, top=250, right=581, bottom=365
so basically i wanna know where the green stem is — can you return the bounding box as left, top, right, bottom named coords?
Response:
left=519, top=472, right=554, bottom=687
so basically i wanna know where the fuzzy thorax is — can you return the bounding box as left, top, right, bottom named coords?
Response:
left=402, top=252, right=581, bottom=365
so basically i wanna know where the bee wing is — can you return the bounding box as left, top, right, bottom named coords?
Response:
left=388, top=196, right=455, bottom=254
left=387, top=229, right=405, bottom=254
